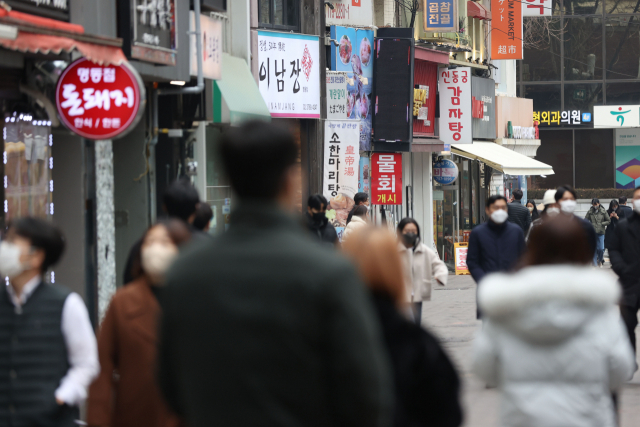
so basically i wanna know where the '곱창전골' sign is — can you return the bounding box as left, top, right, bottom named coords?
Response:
left=56, top=58, right=145, bottom=140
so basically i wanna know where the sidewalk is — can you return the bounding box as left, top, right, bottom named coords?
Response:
left=421, top=273, right=640, bottom=427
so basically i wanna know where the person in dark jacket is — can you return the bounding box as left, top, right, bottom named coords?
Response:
left=605, top=199, right=620, bottom=250
left=555, top=185, right=597, bottom=256
left=618, top=196, right=634, bottom=219
left=609, top=186, right=640, bottom=358
left=526, top=199, right=539, bottom=221
left=192, top=202, right=213, bottom=233
left=507, top=189, right=531, bottom=235
left=585, top=198, right=611, bottom=267
left=467, top=195, right=526, bottom=317
left=343, top=227, right=463, bottom=427
left=306, top=194, right=338, bottom=246
left=157, top=120, right=393, bottom=427
left=347, top=192, right=370, bottom=224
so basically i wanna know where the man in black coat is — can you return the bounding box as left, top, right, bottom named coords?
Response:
left=507, top=189, right=532, bottom=235
left=306, top=194, right=338, bottom=246
left=157, top=121, right=393, bottom=427
left=467, top=195, right=526, bottom=317
left=609, top=186, right=640, bottom=357
left=618, top=196, right=634, bottom=220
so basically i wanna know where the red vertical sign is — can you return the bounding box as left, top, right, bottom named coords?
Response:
left=371, top=153, right=403, bottom=205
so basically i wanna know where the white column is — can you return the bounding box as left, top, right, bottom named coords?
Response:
left=95, top=139, right=116, bottom=322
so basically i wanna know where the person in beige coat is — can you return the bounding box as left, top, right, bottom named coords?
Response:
left=397, top=218, right=448, bottom=324
left=342, top=205, right=368, bottom=244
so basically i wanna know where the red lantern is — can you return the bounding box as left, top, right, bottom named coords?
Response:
left=56, top=58, right=145, bottom=140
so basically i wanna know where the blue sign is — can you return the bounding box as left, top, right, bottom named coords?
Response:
left=582, top=112, right=592, bottom=122
left=433, top=159, right=459, bottom=185
left=424, top=0, right=456, bottom=32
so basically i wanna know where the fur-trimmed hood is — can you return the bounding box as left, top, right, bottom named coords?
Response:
left=478, top=265, right=621, bottom=343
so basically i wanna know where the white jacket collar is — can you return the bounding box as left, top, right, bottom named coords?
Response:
left=350, top=215, right=366, bottom=225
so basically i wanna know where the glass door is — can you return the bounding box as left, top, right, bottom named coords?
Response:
left=435, top=184, right=459, bottom=271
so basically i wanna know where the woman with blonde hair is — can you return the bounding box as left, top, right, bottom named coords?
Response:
left=343, top=227, right=462, bottom=427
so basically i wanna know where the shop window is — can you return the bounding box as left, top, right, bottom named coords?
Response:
left=258, top=0, right=299, bottom=31
left=522, top=18, right=562, bottom=81
left=533, top=129, right=574, bottom=189
left=564, top=17, right=603, bottom=80
left=575, top=129, right=614, bottom=188
left=607, top=0, right=640, bottom=14
left=606, top=82, right=640, bottom=104
left=563, top=83, right=603, bottom=114
left=523, top=84, right=562, bottom=111
left=605, top=17, right=640, bottom=79
left=563, top=0, right=604, bottom=14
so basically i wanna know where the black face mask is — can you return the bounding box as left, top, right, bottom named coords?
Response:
left=402, top=232, right=418, bottom=247
left=312, top=212, right=327, bottom=224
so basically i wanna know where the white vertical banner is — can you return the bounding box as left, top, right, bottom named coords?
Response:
left=326, top=71, right=349, bottom=119
left=323, top=120, right=360, bottom=227
left=190, top=12, right=222, bottom=80
left=439, top=67, right=472, bottom=145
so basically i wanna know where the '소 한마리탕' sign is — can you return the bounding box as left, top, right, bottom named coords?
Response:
left=371, top=153, right=402, bottom=205
left=56, top=58, right=145, bottom=140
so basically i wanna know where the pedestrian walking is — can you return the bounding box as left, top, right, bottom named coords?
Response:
left=305, top=194, right=338, bottom=246
left=507, top=189, right=531, bottom=235
left=342, top=205, right=368, bottom=243
left=87, top=219, right=190, bottom=427
left=555, top=185, right=597, bottom=256
left=618, top=196, right=633, bottom=219
left=157, top=120, right=393, bottom=427
left=467, top=195, right=526, bottom=317
left=0, top=217, right=99, bottom=427
left=608, top=186, right=640, bottom=359
left=192, top=202, right=213, bottom=233
left=585, top=198, right=610, bottom=267
left=343, top=227, right=463, bottom=427
left=604, top=199, right=620, bottom=250
left=472, top=215, right=634, bottom=427
left=397, top=218, right=448, bottom=325
left=347, top=192, right=370, bottom=224
left=525, top=199, right=539, bottom=221
left=526, top=189, right=559, bottom=240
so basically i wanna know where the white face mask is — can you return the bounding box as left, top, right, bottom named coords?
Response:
left=527, top=206, right=534, bottom=213
left=491, top=209, right=509, bottom=224
left=560, top=199, right=577, bottom=214
left=546, top=207, right=560, bottom=217
left=633, top=199, right=640, bottom=214
left=0, top=241, right=26, bottom=279
left=141, top=243, right=178, bottom=284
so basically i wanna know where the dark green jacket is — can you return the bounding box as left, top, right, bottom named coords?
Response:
left=585, top=205, right=611, bottom=235
left=158, top=203, right=393, bottom=427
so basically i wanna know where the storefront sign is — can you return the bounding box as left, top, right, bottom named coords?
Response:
left=371, top=153, right=402, bottom=205
left=323, top=120, right=360, bottom=227
left=130, top=0, right=177, bottom=65
left=454, top=242, right=470, bottom=275
left=522, top=0, right=552, bottom=15
left=330, top=26, right=373, bottom=150
left=433, top=159, right=459, bottom=184
left=190, top=12, right=222, bottom=80
left=533, top=110, right=591, bottom=126
left=439, top=67, right=472, bottom=145
left=423, top=0, right=457, bottom=32
left=512, top=126, right=536, bottom=139
left=326, top=71, right=348, bottom=119
left=258, top=31, right=320, bottom=119
left=594, top=105, right=640, bottom=128
left=5, top=0, right=69, bottom=21
left=325, top=0, right=374, bottom=27
left=615, top=129, right=640, bottom=146
left=56, top=58, right=145, bottom=140
left=471, top=76, right=496, bottom=139
left=491, top=0, right=523, bottom=60
left=358, top=156, right=370, bottom=193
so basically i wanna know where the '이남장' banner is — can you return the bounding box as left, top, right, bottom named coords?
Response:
left=491, top=0, right=523, bottom=60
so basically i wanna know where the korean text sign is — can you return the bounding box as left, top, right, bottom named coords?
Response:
left=190, top=11, right=222, bottom=80
left=423, top=0, right=457, bottom=32
left=56, top=58, right=145, bottom=140
left=371, top=153, right=402, bottom=205
left=533, top=110, right=590, bottom=126
left=326, top=0, right=374, bottom=27
left=523, top=0, right=552, bottom=16
left=326, top=71, right=348, bottom=120
left=258, top=31, right=320, bottom=118
left=491, top=0, right=523, bottom=59
left=439, top=67, right=472, bottom=145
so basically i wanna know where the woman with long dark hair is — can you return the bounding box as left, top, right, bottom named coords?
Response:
left=525, top=199, right=539, bottom=221
left=605, top=199, right=620, bottom=250
left=472, top=215, right=634, bottom=427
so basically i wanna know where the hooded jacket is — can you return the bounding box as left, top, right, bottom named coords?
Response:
left=585, top=205, right=611, bottom=235
left=472, top=265, right=634, bottom=427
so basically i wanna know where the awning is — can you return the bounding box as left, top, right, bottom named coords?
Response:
left=452, top=142, right=554, bottom=175
left=213, top=53, right=271, bottom=125
left=467, top=1, right=492, bottom=20
left=0, top=9, right=125, bottom=66
left=412, top=138, right=446, bottom=152
left=414, top=46, right=449, bottom=64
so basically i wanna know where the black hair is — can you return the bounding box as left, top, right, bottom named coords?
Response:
left=192, top=203, right=213, bottom=231
left=397, top=217, right=421, bottom=238
left=131, top=219, right=191, bottom=281
left=591, top=198, right=600, bottom=205
left=608, top=199, right=619, bottom=214
left=554, top=185, right=576, bottom=202
left=354, top=192, right=369, bottom=205
left=619, top=196, right=627, bottom=204
left=10, top=217, right=65, bottom=272
left=526, top=199, right=539, bottom=219
left=486, top=195, right=508, bottom=208
left=351, top=205, right=368, bottom=218
left=163, top=177, right=200, bottom=222
left=308, top=194, right=328, bottom=210
left=220, top=120, right=298, bottom=200
left=513, top=189, right=523, bottom=201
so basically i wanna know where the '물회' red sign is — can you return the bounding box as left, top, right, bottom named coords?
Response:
left=56, top=58, right=145, bottom=140
left=371, top=153, right=402, bottom=205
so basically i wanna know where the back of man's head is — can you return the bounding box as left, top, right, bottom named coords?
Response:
left=354, top=192, right=369, bottom=205
left=193, top=203, right=214, bottom=231
left=220, top=120, right=298, bottom=201
left=513, top=189, right=523, bottom=201
left=163, top=177, right=200, bottom=222
left=11, top=217, right=65, bottom=272
left=619, top=196, right=627, bottom=205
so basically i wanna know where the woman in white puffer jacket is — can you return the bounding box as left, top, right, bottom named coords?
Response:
left=472, top=214, right=635, bottom=427
left=342, top=205, right=368, bottom=244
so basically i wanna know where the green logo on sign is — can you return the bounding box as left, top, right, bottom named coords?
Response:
left=611, top=107, right=631, bottom=126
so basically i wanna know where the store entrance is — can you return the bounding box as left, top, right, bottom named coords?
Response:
left=434, top=184, right=459, bottom=270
